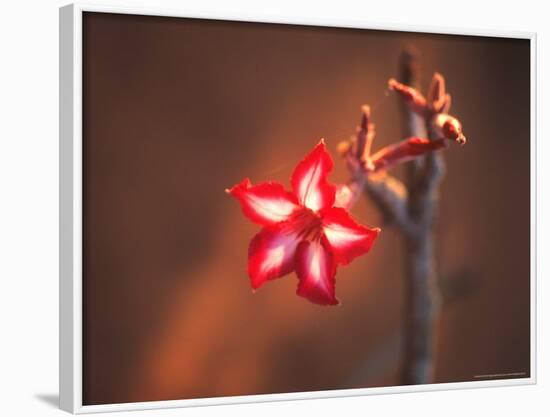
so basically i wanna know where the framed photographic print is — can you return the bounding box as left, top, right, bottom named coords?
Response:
left=59, top=3, right=537, bottom=413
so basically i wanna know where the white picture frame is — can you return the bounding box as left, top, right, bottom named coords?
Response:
left=59, top=3, right=537, bottom=413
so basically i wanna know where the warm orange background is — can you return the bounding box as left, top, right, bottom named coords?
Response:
left=82, top=12, right=531, bottom=405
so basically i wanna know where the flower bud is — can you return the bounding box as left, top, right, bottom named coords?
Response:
left=388, top=78, right=427, bottom=116
left=431, top=113, right=466, bottom=145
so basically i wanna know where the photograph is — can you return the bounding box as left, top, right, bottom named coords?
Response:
left=78, top=9, right=532, bottom=407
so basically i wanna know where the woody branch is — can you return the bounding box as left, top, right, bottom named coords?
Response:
left=337, top=51, right=466, bottom=384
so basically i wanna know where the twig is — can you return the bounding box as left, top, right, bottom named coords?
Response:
left=337, top=107, right=416, bottom=235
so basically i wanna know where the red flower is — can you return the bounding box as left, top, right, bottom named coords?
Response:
left=227, top=140, right=380, bottom=306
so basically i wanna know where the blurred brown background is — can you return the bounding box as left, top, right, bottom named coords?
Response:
left=82, top=12, right=531, bottom=405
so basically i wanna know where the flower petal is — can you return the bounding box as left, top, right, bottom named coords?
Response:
left=322, top=207, right=380, bottom=265
left=248, top=223, right=301, bottom=290
left=227, top=178, right=300, bottom=226
left=295, top=238, right=338, bottom=305
left=291, top=140, right=336, bottom=212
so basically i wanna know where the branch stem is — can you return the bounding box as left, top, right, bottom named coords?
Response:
left=398, top=50, right=442, bottom=385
